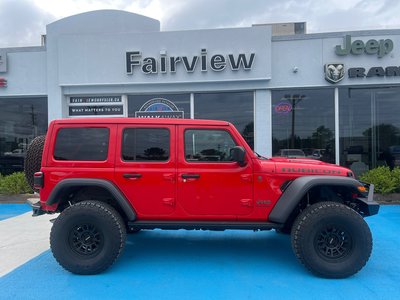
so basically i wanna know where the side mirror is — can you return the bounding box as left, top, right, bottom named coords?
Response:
left=231, top=146, right=246, bottom=167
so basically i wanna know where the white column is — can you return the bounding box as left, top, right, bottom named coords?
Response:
left=254, top=89, right=272, bottom=157
left=122, top=94, right=128, bottom=117
left=190, top=93, right=194, bottom=119
left=334, top=87, right=340, bottom=165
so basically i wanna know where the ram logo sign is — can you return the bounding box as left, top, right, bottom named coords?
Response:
left=324, top=63, right=345, bottom=84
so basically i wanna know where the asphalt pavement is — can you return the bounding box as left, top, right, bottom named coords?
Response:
left=0, top=204, right=399, bottom=300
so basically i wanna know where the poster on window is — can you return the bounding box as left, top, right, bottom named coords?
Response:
left=135, top=98, right=184, bottom=118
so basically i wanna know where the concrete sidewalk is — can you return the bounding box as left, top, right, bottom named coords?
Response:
left=0, top=211, right=55, bottom=277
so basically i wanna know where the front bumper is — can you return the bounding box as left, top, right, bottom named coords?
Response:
left=356, top=183, right=380, bottom=216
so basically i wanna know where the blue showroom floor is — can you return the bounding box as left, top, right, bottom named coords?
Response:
left=0, top=204, right=399, bottom=300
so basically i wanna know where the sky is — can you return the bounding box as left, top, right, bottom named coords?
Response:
left=1, top=0, right=400, bottom=48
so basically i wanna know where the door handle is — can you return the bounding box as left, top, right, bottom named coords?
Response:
left=123, top=173, right=142, bottom=179
left=181, top=174, right=200, bottom=179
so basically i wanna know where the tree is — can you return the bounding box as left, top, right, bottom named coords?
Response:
left=363, top=123, right=400, bottom=150
left=311, top=126, right=333, bottom=149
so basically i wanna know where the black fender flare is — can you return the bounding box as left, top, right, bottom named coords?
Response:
left=269, top=176, right=364, bottom=224
left=46, top=178, right=137, bottom=221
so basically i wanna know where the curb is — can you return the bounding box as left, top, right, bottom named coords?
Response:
left=0, top=194, right=38, bottom=204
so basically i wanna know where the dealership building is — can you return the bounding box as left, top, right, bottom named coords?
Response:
left=1, top=10, right=400, bottom=176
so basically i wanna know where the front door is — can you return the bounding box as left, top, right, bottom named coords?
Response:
left=115, top=124, right=176, bottom=218
left=177, top=126, right=253, bottom=217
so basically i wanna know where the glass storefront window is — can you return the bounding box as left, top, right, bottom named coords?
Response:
left=339, top=87, right=400, bottom=176
left=128, top=92, right=254, bottom=149
left=272, top=89, right=335, bottom=163
left=128, top=94, right=190, bottom=119
left=193, top=91, right=254, bottom=149
left=0, top=97, right=48, bottom=175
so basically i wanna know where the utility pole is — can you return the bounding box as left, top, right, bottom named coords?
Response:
left=286, top=94, right=305, bottom=148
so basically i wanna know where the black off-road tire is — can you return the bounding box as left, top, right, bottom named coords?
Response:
left=275, top=227, right=291, bottom=235
left=50, top=201, right=127, bottom=275
left=24, top=135, right=46, bottom=192
left=291, top=201, right=372, bottom=278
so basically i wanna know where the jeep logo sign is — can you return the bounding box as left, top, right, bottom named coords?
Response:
left=126, top=49, right=255, bottom=74
left=335, top=35, right=393, bottom=58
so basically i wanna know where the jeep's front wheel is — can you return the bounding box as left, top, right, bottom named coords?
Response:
left=50, top=201, right=126, bottom=275
left=291, top=202, right=372, bottom=278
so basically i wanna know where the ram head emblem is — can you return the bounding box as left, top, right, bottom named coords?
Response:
left=324, top=63, right=345, bottom=83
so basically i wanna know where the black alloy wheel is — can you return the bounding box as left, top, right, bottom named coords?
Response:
left=68, top=223, right=104, bottom=256
left=315, top=224, right=352, bottom=261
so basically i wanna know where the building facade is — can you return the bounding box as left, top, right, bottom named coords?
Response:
left=1, top=10, right=400, bottom=176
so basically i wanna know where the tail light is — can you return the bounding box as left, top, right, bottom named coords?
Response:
left=33, top=172, right=44, bottom=189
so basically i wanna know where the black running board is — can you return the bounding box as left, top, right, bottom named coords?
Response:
left=127, top=220, right=281, bottom=231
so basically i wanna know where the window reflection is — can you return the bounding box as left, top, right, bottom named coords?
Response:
left=339, top=87, right=400, bottom=176
left=194, top=91, right=254, bottom=149
left=272, top=89, right=335, bottom=163
left=0, top=97, right=48, bottom=175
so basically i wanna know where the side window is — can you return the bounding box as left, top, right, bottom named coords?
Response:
left=184, top=129, right=237, bottom=162
left=122, top=128, right=170, bottom=161
left=54, top=128, right=109, bottom=161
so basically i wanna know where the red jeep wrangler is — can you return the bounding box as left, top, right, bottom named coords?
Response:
left=26, top=118, right=379, bottom=278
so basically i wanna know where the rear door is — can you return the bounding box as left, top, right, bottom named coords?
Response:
left=115, top=124, right=176, bottom=218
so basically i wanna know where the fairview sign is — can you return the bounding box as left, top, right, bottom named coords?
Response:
left=126, top=49, right=255, bottom=74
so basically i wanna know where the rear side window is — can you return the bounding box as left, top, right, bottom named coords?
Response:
left=122, top=128, right=170, bottom=161
left=54, top=128, right=109, bottom=161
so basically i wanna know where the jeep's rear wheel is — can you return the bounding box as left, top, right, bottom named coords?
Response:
left=24, top=135, right=46, bottom=192
left=291, top=201, right=372, bottom=278
left=50, top=201, right=126, bottom=275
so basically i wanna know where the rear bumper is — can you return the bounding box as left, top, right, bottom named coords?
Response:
left=26, top=198, right=46, bottom=217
